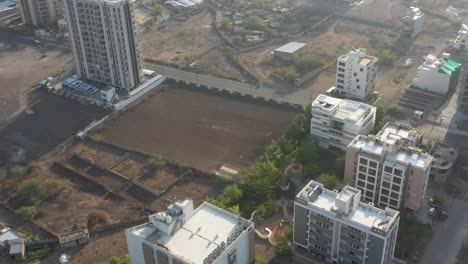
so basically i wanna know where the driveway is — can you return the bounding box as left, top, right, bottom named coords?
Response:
left=419, top=194, right=468, bottom=264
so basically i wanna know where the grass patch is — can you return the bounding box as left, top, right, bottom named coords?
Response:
left=24, top=246, right=53, bottom=263
left=9, top=165, right=29, bottom=176
left=17, top=178, right=71, bottom=205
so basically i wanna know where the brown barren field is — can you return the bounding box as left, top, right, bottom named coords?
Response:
left=93, top=86, right=297, bottom=175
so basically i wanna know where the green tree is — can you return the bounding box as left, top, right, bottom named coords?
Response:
left=16, top=206, right=37, bottom=220
left=275, top=236, right=290, bottom=256
left=386, top=105, right=402, bottom=117
left=335, top=156, right=346, bottom=179
left=222, top=184, right=243, bottom=205
left=373, top=106, right=385, bottom=134
left=316, top=173, right=339, bottom=190
left=255, top=255, right=267, bottom=264
left=220, top=16, right=233, bottom=31
left=246, top=161, right=279, bottom=201
left=432, top=195, right=445, bottom=211
left=294, top=55, right=323, bottom=73
left=243, top=15, right=265, bottom=30
left=371, top=49, right=396, bottom=65
left=153, top=4, right=165, bottom=16
left=147, top=154, right=166, bottom=171
left=17, top=179, right=70, bottom=205
left=256, top=204, right=267, bottom=218
left=110, top=255, right=130, bottom=264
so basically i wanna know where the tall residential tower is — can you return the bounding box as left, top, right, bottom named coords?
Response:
left=64, top=0, right=141, bottom=92
left=18, top=0, right=57, bottom=27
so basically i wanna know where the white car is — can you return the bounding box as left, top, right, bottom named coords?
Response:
left=428, top=207, right=436, bottom=216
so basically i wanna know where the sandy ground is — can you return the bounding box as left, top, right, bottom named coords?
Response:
left=140, top=10, right=222, bottom=64
left=93, top=85, right=297, bottom=176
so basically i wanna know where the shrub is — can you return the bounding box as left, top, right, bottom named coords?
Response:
left=255, top=255, right=267, bottom=264
left=275, top=235, right=290, bottom=256
left=110, top=255, right=130, bottom=264
left=371, top=49, right=396, bottom=65
left=16, top=206, right=37, bottom=220
left=90, top=134, right=104, bottom=142
left=153, top=4, right=165, bottom=16
left=147, top=154, right=166, bottom=171
left=293, top=55, right=323, bottom=73
left=222, top=184, right=243, bottom=205
left=0, top=167, right=7, bottom=180
left=17, top=179, right=70, bottom=205
left=316, top=173, right=339, bottom=190
left=9, top=165, right=28, bottom=176
left=386, top=105, right=402, bottom=117
left=256, top=204, right=267, bottom=218
left=273, top=67, right=299, bottom=82
left=25, top=246, right=53, bottom=262
left=88, top=209, right=113, bottom=227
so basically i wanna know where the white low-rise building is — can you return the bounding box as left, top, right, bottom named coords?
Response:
left=454, top=24, right=468, bottom=51
left=310, top=94, right=376, bottom=151
left=401, top=6, right=423, bottom=38
left=125, top=199, right=255, bottom=264
left=293, top=181, right=400, bottom=264
left=412, top=54, right=462, bottom=95
left=336, top=48, right=378, bottom=101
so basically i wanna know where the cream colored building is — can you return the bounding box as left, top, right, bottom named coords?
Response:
left=344, top=123, right=432, bottom=211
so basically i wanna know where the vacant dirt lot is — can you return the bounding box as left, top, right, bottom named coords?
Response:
left=140, top=10, right=221, bottom=64
left=0, top=31, right=73, bottom=124
left=190, top=48, right=246, bottom=81
left=93, top=86, right=296, bottom=175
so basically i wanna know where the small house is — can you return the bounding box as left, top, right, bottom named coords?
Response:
left=59, top=229, right=89, bottom=248
left=273, top=42, right=306, bottom=60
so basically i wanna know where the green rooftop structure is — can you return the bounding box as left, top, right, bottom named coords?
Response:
left=439, top=58, right=462, bottom=93
left=413, top=54, right=462, bottom=95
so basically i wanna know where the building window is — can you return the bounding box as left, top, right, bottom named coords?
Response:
left=360, top=158, right=368, bottom=165
left=358, top=180, right=365, bottom=187
left=359, top=166, right=366, bottom=173
left=381, top=189, right=389, bottom=195
left=384, top=166, right=392, bottom=173
left=390, top=199, right=398, bottom=207
left=367, top=183, right=375, bottom=190
left=353, top=72, right=357, bottom=76
left=357, top=85, right=360, bottom=89
left=394, top=169, right=403, bottom=176
left=382, top=181, right=390, bottom=188
left=368, top=168, right=376, bottom=176
left=360, top=68, right=363, bottom=72
left=369, top=161, right=377, bottom=168
left=339, top=62, right=346, bottom=66
left=391, top=192, right=399, bottom=199
left=393, top=177, right=402, bottom=185
left=380, top=196, right=388, bottom=203
left=392, top=185, right=400, bottom=192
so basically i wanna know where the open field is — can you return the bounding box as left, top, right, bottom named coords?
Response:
left=0, top=93, right=109, bottom=162
left=92, top=85, right=297, bottom=175
left=0, top=31, right=72, bottom=124
left=140, top=10, right=222, bottom=64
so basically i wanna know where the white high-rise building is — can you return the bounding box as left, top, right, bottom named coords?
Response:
left=293, top=181, right=400, bottom=264
left=310, top=94, right=376, bottom=151
left=125, top=199, right=255, bottom=264
left=336, top=48, right=378, bottom=101
left=18, top=0, right=57, bottom=27
left=401, top=6, right=423, bottom=39
left=64, top=0, right=142, bottom=92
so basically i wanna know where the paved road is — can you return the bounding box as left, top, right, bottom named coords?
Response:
left=143, top=62, right=311, bottom=107
left=419, top=195, right=468, bottom=264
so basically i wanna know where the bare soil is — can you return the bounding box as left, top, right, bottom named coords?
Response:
left=93, top=86, right=297, bottom=175
left=140, top=10, right=222, bottom=65
left=112, top=153, right=149, bottom=179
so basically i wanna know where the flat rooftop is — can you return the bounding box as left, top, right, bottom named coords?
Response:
left=275, top=42, right=306, bottom=54
left=128, top=202, right=251, bottom=264
left=388, top=150, right=431, bottom=169
left=312, top=94, right=374, bottom=124
left=297, top=182, right=398, bottom=233
left=377, top=123, right=421, bottom=145
left=348, top=135, right=384, bottom=156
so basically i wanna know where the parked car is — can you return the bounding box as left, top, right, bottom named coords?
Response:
left=34, top=39, right=41, bottom=45
left=428, top=207, right=436, bottom=216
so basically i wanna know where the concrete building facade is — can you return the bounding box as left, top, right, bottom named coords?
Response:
left=344, top=123, right=432, bottom=211
left=125, top=199, right=255, bottom=264
left=401, top=6, right=423, bottom=39
left=18, top=0, right=57, bottom=27
left=64, top=0, right=142, bottom=92
left=336, top=48, right=378, bottom=101
left=293, top=181, right=400, bottom=264
left=454, top=24, right=468, bottom=51
left=412, top=54, right=461, bottom=95
left=430, top=143, right=458, bottom=183
left=310, top=94, right=376, bottom=151
left=459, top=54, right=468, bottom=113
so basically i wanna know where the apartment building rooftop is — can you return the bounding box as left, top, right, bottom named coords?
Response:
left=406, top=6, right=423, bottom=21
left=376, top=122, right=422, bottom=146
left=338, top=48, right=377, bottom=66
left=127, top=200, right=252, bottom=264
left=349, top=133, right=431, bottom=170
left=312, top=94, right=374, bottom=124
left=296, top=181, right=398, bottom=234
